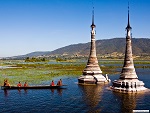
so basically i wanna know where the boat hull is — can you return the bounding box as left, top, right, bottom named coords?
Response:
left=1, top=85, right=66, bottom=90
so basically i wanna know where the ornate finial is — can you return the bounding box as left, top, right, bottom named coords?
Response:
left=91, top=5, right=96, bottom=28
left=92, top=7, right=94, bottom=25
left=126, top=2, right=132, bottom=30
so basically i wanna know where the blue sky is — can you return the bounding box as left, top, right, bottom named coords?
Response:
left=0, top=0, right=149, bottom=57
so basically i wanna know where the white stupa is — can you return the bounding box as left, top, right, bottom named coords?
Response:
left=111, top=5, right=147, bottom=92
left=78, top=7, right=110, bottom=84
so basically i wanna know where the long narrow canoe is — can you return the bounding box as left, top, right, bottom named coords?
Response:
left=1, top=85, right=66, bottom=90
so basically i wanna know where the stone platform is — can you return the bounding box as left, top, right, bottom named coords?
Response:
left=112, top=79, right=147, bottom=92
left=78, top=74, right=110, bottom=84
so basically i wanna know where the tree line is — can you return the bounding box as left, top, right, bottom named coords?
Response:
left=25, top=57, right=46, bottom=62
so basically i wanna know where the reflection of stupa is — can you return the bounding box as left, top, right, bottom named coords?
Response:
left=114, top=92, right=137, bottom=113
left=79, top=85, right=104, bottom=112
left=78, top=7, right=110, bottom=84
left=112, top=5, right=147, bottom=92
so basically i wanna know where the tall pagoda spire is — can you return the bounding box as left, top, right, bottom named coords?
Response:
left=112, top=3, right=147, bottom=92
left=91, top=6, right=95, bottom=28
left=88, top=6, right=98, bottom=60
left=78, top=6, right=109, bottom=84
left=126, top=2, right=132, bottom=30
left=119, top=2, right=137, bottom=79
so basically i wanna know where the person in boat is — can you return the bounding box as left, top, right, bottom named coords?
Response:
left=24, top=82, right=28, bottom=87
left=3, top=80, right=6, bottom=86
left=17, top=82, right=22, bottom=87
left=57, top=79, right=62, bottom=86
left=6, top=82, right=10, bottom=86
left=50, top=80, right=55, bottom=86
left=4, top=79, right=7, bottom=86
left=4, top=79, right=10, bottom=86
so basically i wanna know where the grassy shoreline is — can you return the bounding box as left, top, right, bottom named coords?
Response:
left=0, top=59, right=149, bottom=85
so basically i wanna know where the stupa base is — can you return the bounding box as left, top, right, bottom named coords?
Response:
left=111, top=79, right=147, bottom=93
left=78, top=74, right=110, bottom=85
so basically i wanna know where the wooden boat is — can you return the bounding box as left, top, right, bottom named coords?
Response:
left=1, top=85, right=67, bottom=90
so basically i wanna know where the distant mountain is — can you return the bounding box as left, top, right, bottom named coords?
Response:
left=4, top=38, right=150, bottom=59
left=49, top=38, right=150, bottom=56
left=23, top=51, right=51, bottom=57
left=5, top=51, right=51, bottom=59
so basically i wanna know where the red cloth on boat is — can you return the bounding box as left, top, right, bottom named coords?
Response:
left=50, top=81, right=55, bottom=86
left=24, top=83, right=28, bottom=87
left=57, top=80, right=62, bottom=86
left=17, top=83, right=22, bottom=87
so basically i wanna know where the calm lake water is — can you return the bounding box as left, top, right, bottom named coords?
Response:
left=0, top=68, right=150, bottom=113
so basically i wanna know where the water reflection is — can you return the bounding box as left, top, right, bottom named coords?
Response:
left=4, top=90, right=8, bottom=97
left=79, top=85, right=104, bottom=113
left=50, top=89, right=55, bottom=93
left=50, top=89, right=63, bottom=95
left=24, top=89, right=28, bottom=94
left=18, top=89, right=21, bottom=93
left=3, top=88, right=64, bottom=97
left=113, top=92, right=145, bottom=113
left=57, top=89, right=63, bottom=95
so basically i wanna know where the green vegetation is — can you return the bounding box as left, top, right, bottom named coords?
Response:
left=0, top=59, right=149, bottom=86
left=56, top=57, right=67, bottom=62
left=25, top=57, right=46, bottom=62
left=0, top=61, right=85, bottom=85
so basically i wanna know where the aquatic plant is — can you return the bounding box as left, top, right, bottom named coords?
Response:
left=0, top=60, right=149, bottom=85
